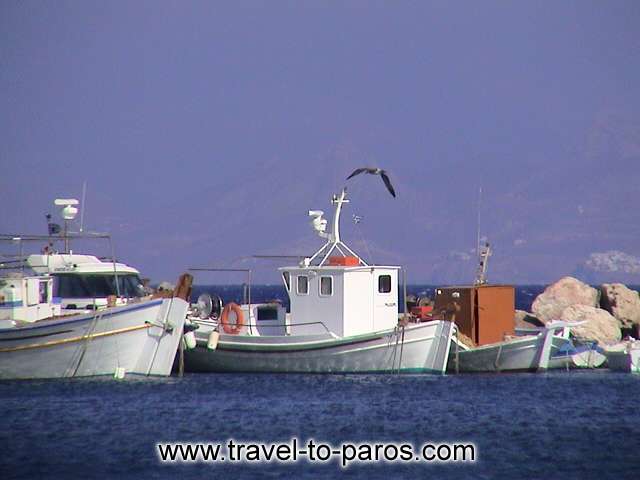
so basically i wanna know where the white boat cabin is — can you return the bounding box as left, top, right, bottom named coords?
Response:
left=0, top=274, right=61, bottom=323
left=27, top=254, right=146, bottom=310
left=280, top=261, right=399, bottom=337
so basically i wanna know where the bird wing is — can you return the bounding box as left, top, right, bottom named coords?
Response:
left=380, top=171, right=396, bottom=197
left=346, top=167, right=367, bottom=180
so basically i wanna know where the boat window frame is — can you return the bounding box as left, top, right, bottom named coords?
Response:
left=296, top=275, right=309, bottom=295
left=52, top=272, right=146, bottom=299
left=282, top=271, right=291, bottom=292
left=378, top=274, right=392, bottom=294
left=319, top=275, right=333, bottom=297
left=257, top=305, right=279, bottom=321
left=39, top=279, right=49, bottom=304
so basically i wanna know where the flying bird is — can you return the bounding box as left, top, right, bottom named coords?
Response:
left=346, top=167, right=396, bottom=198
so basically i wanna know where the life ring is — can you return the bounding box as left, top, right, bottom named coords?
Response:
left=220, top=302, right=244, bottom=335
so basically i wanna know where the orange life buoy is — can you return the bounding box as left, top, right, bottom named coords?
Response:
left=220, top=302, right=244, bottom=335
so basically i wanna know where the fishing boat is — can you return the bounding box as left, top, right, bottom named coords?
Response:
left=433, top=254, right=576, bottom=373
left=448, top=321, right=577, bottom=373
left=604, top=339, right=640, bottom=373
left=185, top=188, right=455, bottom=374
left=0, top=199, right=191, bottom=380
left=545, top=339, right=606, bottom=369
left=0, top=274, right=190, bottom=380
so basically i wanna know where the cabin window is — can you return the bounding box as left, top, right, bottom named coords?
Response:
left=282, top=271, right=291, bottom=291
left=257, top=306, right=279, bottom=321
left=378, top=275, right=391, bottom=293
left=39, top=280, right=49, bottom=304
left=320, top=276, right=333, bottom=296
left=53, top=273, right=146, bottom=298
left=297, top=275, right=309, bottom=295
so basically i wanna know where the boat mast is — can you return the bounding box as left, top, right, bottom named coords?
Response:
left=54, top=198, right=79, bottom=254
left=474, top=241, right=491, bottom=285
left=473, top=186, right=491, bottom=285
left=305, top=188, right=368, bottom=267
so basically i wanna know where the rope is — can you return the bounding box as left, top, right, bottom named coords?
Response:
left=494, top=343, right=503, bottom=373
left=66, top=310, right=102, bottom=378
left=454, top=326, right=460, bottom=374
left=397, top=325, right=406, bottom=374
left=391, top=326, right=400, bottom=371
left=109, top=306, right=122, bottom=375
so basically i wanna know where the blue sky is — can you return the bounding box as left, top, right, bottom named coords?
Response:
left=2, top=1, right=640, bottom=284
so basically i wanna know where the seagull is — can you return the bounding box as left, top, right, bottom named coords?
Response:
left=346, top=167, right=396, bottom=198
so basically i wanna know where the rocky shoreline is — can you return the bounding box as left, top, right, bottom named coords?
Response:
left=516, top=276, right=640, bottom=346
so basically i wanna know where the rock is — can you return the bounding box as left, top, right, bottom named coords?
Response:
left=599, top=283, right=640, bottom=330
left=514, top=310, right=544, bottom=329
left=531, top=276, right=599, bottom=324
left=560, top=304, right=621, bottom=345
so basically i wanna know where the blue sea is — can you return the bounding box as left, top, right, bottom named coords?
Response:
left=1, top=286, right=639, bottom=479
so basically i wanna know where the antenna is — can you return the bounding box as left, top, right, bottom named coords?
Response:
left=80, top=181, right=87, bottom=232
left=476, top=186, right=482, bottom=263
left=474, top=241, right=491, bottom=285
left=54, top=198, right=79, bottom=253
left=474, top=186, right=492, bottom=285
left=352, top=213, right=373, bottom=264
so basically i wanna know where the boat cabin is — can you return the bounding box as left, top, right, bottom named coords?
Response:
left=27, top=254, right=145, bottom=310
left=0, top=274, right=60, bottom=323
left=280, top=259, right=399, bottom=337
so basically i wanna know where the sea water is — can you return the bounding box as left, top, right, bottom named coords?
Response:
left=1, top=372, right=638, bottom=479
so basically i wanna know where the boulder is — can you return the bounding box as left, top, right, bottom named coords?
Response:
left=531, top=276, right=599, bottom=324
left=514, top=310, right=544, bottom=329
left=599, top=283, right=640, bottom=330
left=560, top=304, right=621, bottom=345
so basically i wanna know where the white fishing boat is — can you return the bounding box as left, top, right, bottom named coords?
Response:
left=546, top=339, right=606, bottom=370
left=0, top=199, right=191, bottom=380
left=448, top=321, right=578, bottom=373
left=185, top=189, right=455, bottom=374
left=0, top=275, right=190, bottom=380
left=434, top=244, right=577, bottom=373
left=604, top=339, right=640, bottom=373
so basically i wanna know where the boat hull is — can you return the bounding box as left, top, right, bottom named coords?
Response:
left=185, top=320, right=455, bottom=374
left=548, top=346, right=607, bottom=370
left=0, top=298, right=188, bottom=380
left=447, top=335, right=569, bottom=373
left=606, top=348, right=640, bottom=373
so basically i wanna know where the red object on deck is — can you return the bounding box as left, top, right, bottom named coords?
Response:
left=327, top=256, right=360, bottom=266
left=411, top=306, right=434, bottom=320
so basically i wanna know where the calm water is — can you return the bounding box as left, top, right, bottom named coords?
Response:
left=1, top=371, right=639, bottom=479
